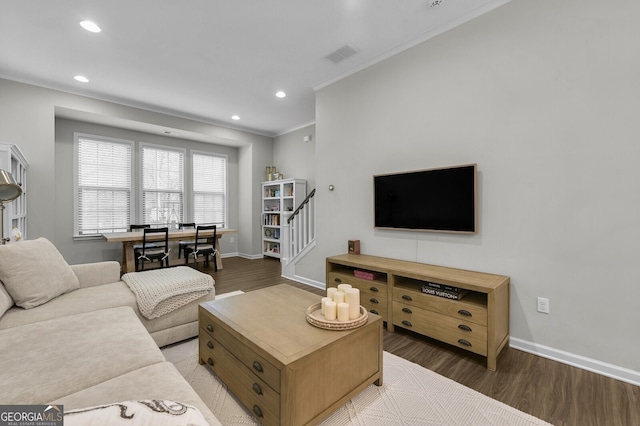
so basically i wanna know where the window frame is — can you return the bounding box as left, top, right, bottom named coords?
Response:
left=191, top=150, right=228, bottom=228
left=139, top=142, right=186, bottom=227
left=73, top=132, right=135, bottom=238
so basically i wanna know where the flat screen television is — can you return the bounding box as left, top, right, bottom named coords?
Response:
left=373, top=163, right=477, bottom=234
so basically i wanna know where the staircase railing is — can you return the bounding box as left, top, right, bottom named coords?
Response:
left=281, top=189, right=316, bottom=269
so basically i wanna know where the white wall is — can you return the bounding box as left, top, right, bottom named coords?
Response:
left=274, top=124, right=316, bottom=191
left=296, top=0, right=640, bottom=376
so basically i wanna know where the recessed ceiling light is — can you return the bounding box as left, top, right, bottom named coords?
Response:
left=74, top=75, right=89, bottom=83
left=231, top=115, right=240, bottom=120
left=275, top=91, right=286, bottom=98
left=80, top=20, right=101, bottom=33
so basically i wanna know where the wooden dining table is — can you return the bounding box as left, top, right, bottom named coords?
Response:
left=102, top=228, right=237, bottom=273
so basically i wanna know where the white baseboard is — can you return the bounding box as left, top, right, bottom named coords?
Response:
left=510, top=337, right=640, bottom=387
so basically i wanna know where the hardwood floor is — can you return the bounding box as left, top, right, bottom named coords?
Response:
left=200, top=256, right=640, bottom=426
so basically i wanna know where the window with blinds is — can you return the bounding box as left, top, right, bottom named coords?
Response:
left=192, top=152, right=227, bottom=227
left=75, top=134, right=133, bottom=236
left=141, top=144, right=184, bottom=226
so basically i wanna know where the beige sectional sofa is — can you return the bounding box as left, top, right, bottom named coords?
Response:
left=0, top=238, right=221, bottom=425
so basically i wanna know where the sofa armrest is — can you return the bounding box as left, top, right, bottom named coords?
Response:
left=70, top=261, right=122, bottom=288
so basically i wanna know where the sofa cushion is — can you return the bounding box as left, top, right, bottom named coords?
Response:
left=0, top=237, right=79, bottom=308
left=0, top=306, right=164, bottom=404
left=64, top=399, right=210, bottom=426
left=0, top=283, right=13, bottom=318
left=50, top=362, right=221, bottom=426
left=0, top=281, right=135, bottom=330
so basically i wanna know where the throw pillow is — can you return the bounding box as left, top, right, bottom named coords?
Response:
left=0, top=238, right=80, bottom=309
left=0, top=283, right=14, bottom=318
left=64, top=400, right=209, bottom=426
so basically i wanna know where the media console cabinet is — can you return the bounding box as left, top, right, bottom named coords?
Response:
left=326, top=254, right=510, bottom=371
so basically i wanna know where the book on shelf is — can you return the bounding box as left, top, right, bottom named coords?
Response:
left=424, top=281, right=460, bottom=293
left=421, top=284, right=467, bottom=300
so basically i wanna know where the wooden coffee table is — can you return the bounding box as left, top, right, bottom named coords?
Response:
left=199, top=284, right=383, bottom=426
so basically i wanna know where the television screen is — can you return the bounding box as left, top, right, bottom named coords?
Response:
left=374, top=164, right=477, bottom=233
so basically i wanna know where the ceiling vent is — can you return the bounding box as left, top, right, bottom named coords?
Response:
left=325, top=44, right=358, bottom=64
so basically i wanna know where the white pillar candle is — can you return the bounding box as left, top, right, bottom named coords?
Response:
left=333, top=291, right=345, bottom=304
left=337, top=302, right=350, bottom=322
left=337, top=283, right=352, bottom=294
left=321, top=297, right=331, bottom=316
left=345, top=288, right=361, bottom=319
left=324, top=301, right=337, bottom=321
left=327, top=287, right=337, bottom=301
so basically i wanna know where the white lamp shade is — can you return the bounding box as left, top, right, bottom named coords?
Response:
left=0, top=169, right=22, bottom=201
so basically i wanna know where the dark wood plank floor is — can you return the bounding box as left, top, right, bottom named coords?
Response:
left=200, top=256, right=640, bottom=426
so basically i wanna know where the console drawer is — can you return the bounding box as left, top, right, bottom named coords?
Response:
left=199, top=335, right=279, bottom=425
left=392, top=302, right=488, bottom=356
left=392, top=287, right=487, bottom=326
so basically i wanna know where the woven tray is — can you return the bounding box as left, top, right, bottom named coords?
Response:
left=306, top=303, right=368, bottom=330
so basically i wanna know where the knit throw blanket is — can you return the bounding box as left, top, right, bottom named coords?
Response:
left=122, top=266, right=214, bottom=320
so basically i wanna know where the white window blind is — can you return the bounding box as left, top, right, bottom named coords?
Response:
left=75, top=134, right=132, bottom=236
left=142, top=144, right=184, bottom=226
left=192, top=152, right=227, bottom=226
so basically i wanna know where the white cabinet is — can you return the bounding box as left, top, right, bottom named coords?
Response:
left=0, top=144, right=28, bottom=243
left=261, top=178, right=306, bottom=258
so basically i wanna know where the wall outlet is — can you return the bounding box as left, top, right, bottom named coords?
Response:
left=537, top=297, right=550, bottom=314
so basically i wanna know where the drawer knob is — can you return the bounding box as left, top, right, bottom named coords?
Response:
left=252, top=383, right=263, bottom=395
left=402, top=307, right=412, bottom=314
left=207, top=357, right=214, bottom=366
left=252, top=361, right=263, bottom=373
left=458, top=309, right=472, bottom=317
left=402, top=295, right=413, bottom=301
left=252, top=405, right=264, bottom=418
left=370, top=286, right=379, bottom=292
left=206, top=324, right=214, bottom=332
left=458, top=324, right=472, bottom=332
left=370, top=309, right=379, bottom=315
left=402, top=320, right=412, bottom=327
left=334, top=277, right=342, bottom=283
left=458, top=339, right=472, bottom=347
left=207, top=340, right=214, bottom=349
left=370, top=298, right=379, bottom=304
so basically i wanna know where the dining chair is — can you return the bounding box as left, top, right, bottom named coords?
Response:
left=134, top=227, right=170, bottom=271
left=183, top=225, right=217, bottom=270
left=177, top=223, right=196, bottom=259
left=129, top=224, right=158, bottom=251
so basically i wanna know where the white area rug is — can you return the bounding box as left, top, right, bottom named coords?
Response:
left=163, top=291, right=550, bottom=426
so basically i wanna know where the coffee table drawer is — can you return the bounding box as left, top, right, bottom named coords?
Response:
left=199, top=335, right=279, bottom=425
left=199, top=308, right=281, bottom=392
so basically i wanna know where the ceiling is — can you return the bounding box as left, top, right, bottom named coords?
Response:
left=0, top=0, right=508, bottom=138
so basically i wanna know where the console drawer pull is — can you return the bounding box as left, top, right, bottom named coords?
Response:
left=252, top=405, right=263, bottom=418
left=402, top=320, right=412, bottom=327
left=458, top=339, right=472, bottom=347
left=334, top=277, right=342, bottom=283
left=206, top=324, right=214, bottom=332
left=207, top=340, right=214, bottom=349
left=458, top=309, right=472, bottom=317
left=402, top=295, right=413, bottom=301
left=370, top=310, right=379, bottom=315
left=252, top=361, right=263, bottom=373
left=402, top=307, right=412, bottom=314
left=370, top=298, right=379, bottom=304
left=370, top=286, right=379, bottom=292
left=207, top=357, right=214, bottom=366
left=458, top=324, right=472, bottom=332
left=252, top=383, right=263, bottom=395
